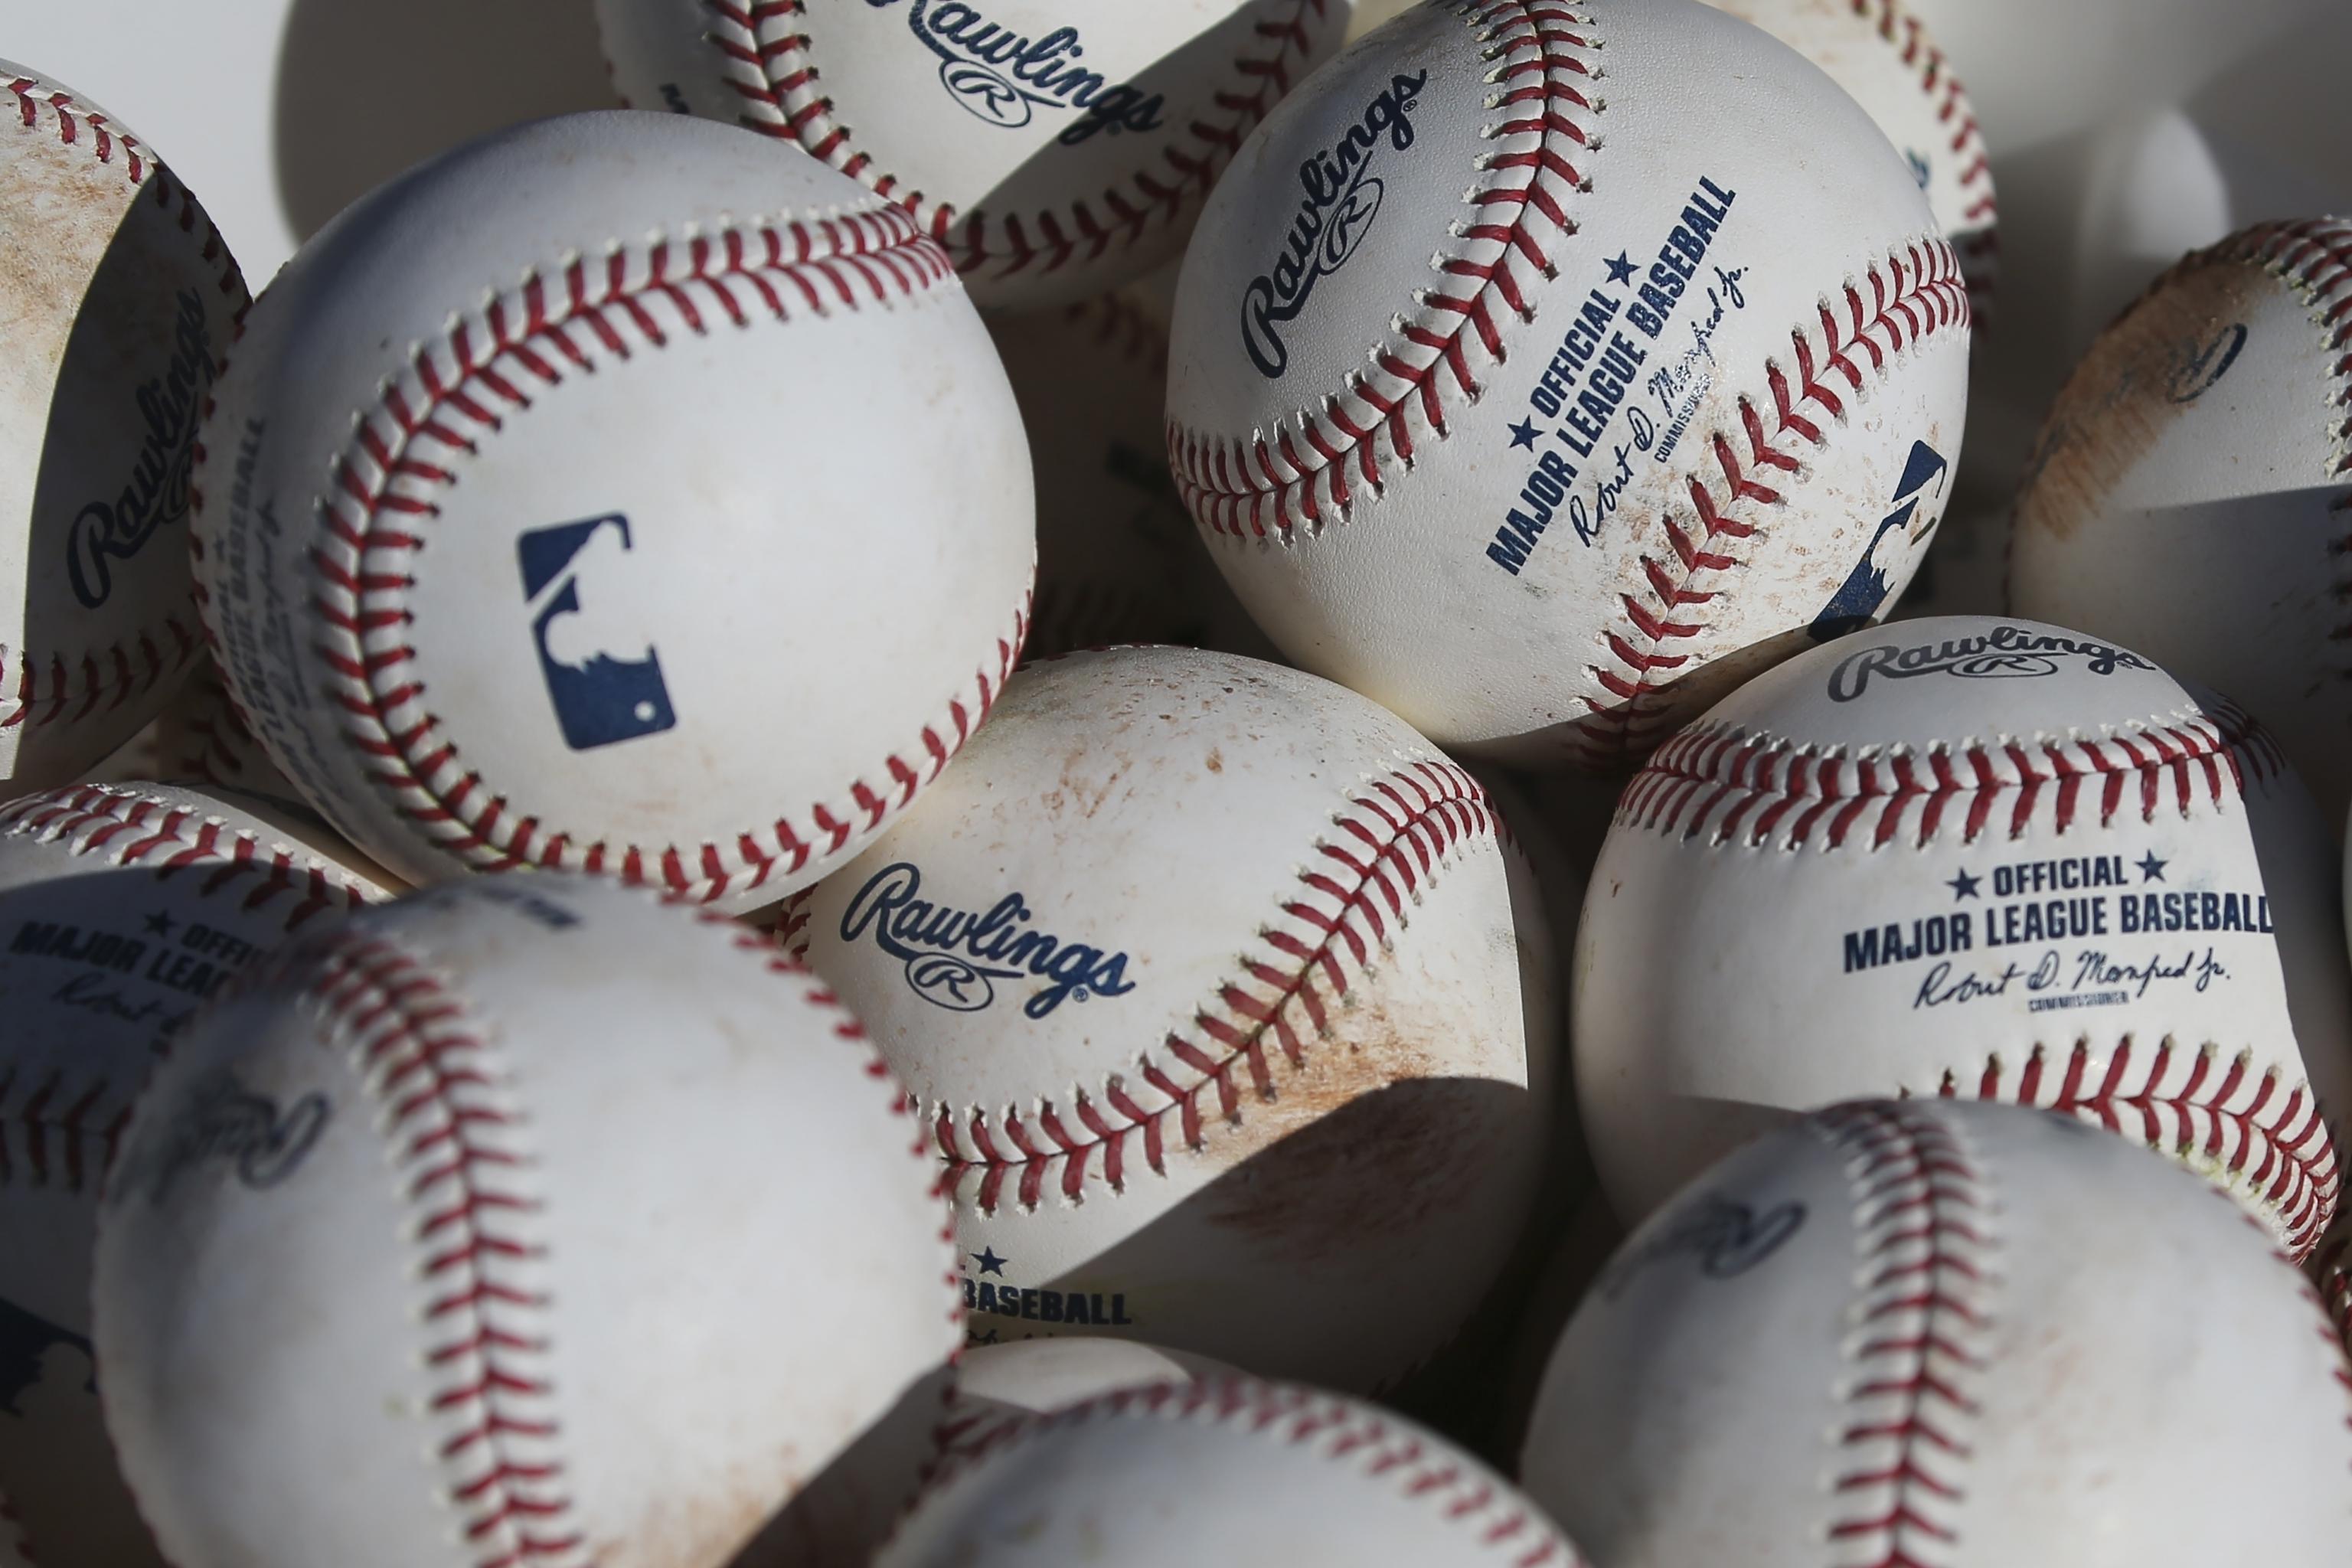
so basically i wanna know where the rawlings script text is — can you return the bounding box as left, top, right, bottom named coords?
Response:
left=68, top=288, right=213, bottom=608
left=1240, top=70, right=1427, bottom=378
left=870, top=0, right=1165, bottom=139
left=1828, top=625, right=2151, bottom=703
left=839, top=862, right=1136, bottom=1019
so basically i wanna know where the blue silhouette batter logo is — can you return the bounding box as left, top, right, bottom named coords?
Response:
left=518, top=513, right=678, bottom=751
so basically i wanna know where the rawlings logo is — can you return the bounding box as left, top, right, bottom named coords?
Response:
left=1828, top=625, right=2152, bottom=704
left=839, top=862, right=1136, bottom=1019
left=67, top=287, right=212, bottom=609
left=1596, top=1193, right=1805, bottom=1300
left=867, top=0, right=1165, bottom=141
left=122, top=1067, right=330, bottom=1206
left=1240, top=69, right=1427, bottom=379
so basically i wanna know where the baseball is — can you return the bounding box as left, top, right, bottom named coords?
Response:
left=149, top=659, right=298, bottom=805
left=593, top=0, right=1346, bottom=309
left=1166, top=0, right=1971, bottom=770
left=0, top=62, right=246, bottom=789
left=2009, top=217, right=2352, bottom=825
left=1576, top=613, right=2352, bottom=1253
left=791, top=645, right=1553, bottom=1390
left=941, top=1337, right=1238, bottom=1453
left=91, top=873, right=959, bottom=1568
left=189, top=112, right=1034, bottom=913
left=1521, top=1099, right=2352, bottom=1563
left=1704, top=0, right=1998, bottom=320
left=0, top=780, right=389, bottom=1568
left=877, top=1377, right=1587, bottom=1566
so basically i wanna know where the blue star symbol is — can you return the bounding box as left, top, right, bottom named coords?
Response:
left=972, top=1246, right=1008, bottom=1276
left=2136, top=852, right=2167, bottom=883
left=143, top=910, right=177, bottom=937
left=1604, top=251, right=1637, bottom=286
left=1946, top=867, right=1980, bottom=900
left=1508, top=416, right=1540, bottom=449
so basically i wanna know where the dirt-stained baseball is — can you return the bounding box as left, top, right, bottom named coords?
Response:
left=790, top=645, right=1554, bottom=1391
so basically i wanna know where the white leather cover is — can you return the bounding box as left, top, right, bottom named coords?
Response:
left=90, top=874, right=959, bottom=1568
left=879, top=1377, right=1586, bottom=1566
left=795, top=645, right=1552, bottom=1390
left=0, top=780, right=387, bottom=1568
left=594, top=0, right=1345, bottom=308
left=2011, top=216, right=2352, bottom=827
left=188, top=112, right=1036, bottom=913
left=1522, top=1099, right=2352, bottom=1566
left=1166, top=0, right=1970, bottom=769
left=0, top=62, right=247, bottom=787
left=1573, top=614, right=2352, bottom=1256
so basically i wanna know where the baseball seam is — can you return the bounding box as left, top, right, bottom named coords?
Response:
left=1815, top=1102, right=1994, bottom=1568
left=2317, top=1221, right=2352, bottom=1354
left=193, top=204, right=1030, bottom=906
left=0, top=782, right=381, bottom=1199
left=303, top=932, right=584, bottom=1568
left=1617, top=689, right=2282, bottom=850
left=1168, top=0, right=1602, bottom=544
left=789, top=760, right=1497, bottom=1213
left=1847, top=0, right=1997, bottom=316
left=4, top=74, right=244, bottom=735
left=700, top=0, right=1333, bottom=286
left=921, top=1377, right=1579, bottom=1566
left=1939, top=1039, right=2337, bottom=1259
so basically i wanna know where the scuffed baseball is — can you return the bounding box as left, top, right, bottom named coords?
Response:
left=593, top=0, right=1346, bottom=308
left=189, top=112, right=1035, bottom=913
left=2010, top=216, right=2352, bottom=827
left=1574, top=614, right=2352, bottom=1254
left=0, top=62, right=247, bottom=788
left=1166, top=0, right=1971, bottom=770
left=1522, top=1099, right=2352, bottom=1564
left=90, top=874, right=960, bottom=1568
left=792, top=645, right=1555, bottom=1390
left=0, top=780, right=390, bottom=1568
left=878, top=1377, right=1587, bottom=1566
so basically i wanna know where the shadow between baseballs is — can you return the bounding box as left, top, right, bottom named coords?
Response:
left=966, top=1073, right=1547, bottom=1398
left=22, top=199, right=209, bottom=790
left=270, top=0, right=616, bottom=248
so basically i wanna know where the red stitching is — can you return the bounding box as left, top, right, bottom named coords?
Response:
left=160, top=665, right=274, bottom=792
left=0, top=782, right=383, bottom=1198
left=1168, top=2, right=1602, bottom=544
left=2318, top=1221, right=2352, bottom=1355
left=913, top=761, right=1494, bottom=1214
left=300, top=934, right=578, bottom=1568
left=1847, top=0, right=1997, bottom=320
left=918, top=1378, right=1579, bottom=1566
left=1937, top=1040, right=2337, bottom=1259
left=1813, top=1102, right=1991, bottom=1568
left=701, top=0, right=1333, bottom=286
left=1615, top=688, right=2282, bottom=850
left=271, top=205, right=1027, bottom=906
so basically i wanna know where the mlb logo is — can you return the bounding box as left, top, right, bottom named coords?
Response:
left=517, top=514, right=678, bottom=752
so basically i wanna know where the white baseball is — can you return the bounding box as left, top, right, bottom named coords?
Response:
left=189, top=112, right=1034, bottom=913
left=593, top=0, right=1345, bottom=309
left=91, top=873, right=958, bottom=1568
left=1574, top=613, right=2352, bottom=1255
left=940, top=1338, right=1238, bottom=1455
left=0, top=62, right=246, bottom=789
left=1704, top=0, right=1995, bottom=319
left=1521, top=1099, right=2352, bottom=1563
left=2010, top=217, right=2352, bottom=826
left=877, top=1377, right=1587, bottom=1566
left=792, top=645, right=1553, bottom=1390
left=149, top=658, right=297, bottom=805
left=1165, top=0, right=1971, bottom=770
left=0, top=780, right=390, bottom=1568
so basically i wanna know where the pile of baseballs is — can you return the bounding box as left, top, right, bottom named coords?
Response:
left=4, top=3, right=2348, bottom=1565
